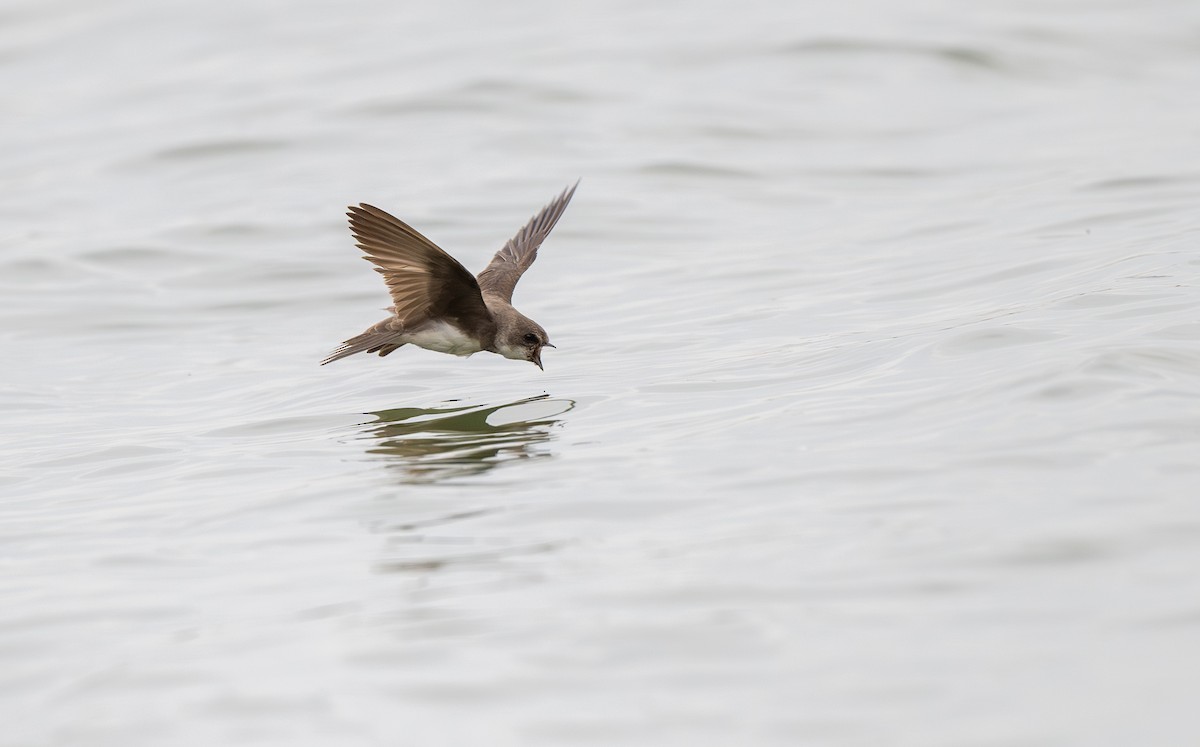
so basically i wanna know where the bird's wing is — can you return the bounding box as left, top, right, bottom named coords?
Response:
left=476, top=181, right=578, bottom=302
left=347, top=203, right=494, bottom=333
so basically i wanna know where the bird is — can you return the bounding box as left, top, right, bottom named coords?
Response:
left=321, top=182, right=577, bottom=370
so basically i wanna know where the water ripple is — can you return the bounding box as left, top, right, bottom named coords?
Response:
left=355, top=395, right=574, bottom=484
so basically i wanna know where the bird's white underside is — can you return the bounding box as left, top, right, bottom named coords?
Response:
left=404, top=320, right=483, bottom=357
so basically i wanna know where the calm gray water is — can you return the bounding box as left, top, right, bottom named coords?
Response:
left=4, top=0, right=1200, bottom=744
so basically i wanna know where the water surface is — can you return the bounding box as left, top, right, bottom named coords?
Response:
left=4, top=0, right=1200, bottom=744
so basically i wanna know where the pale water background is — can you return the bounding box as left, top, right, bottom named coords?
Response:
left=3, top=0, right=1200, bottom=744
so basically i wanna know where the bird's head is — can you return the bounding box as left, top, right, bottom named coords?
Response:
left=496, top=317, right=553, bottom=370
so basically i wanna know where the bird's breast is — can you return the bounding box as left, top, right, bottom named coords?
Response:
left=404, top=320, right=484, bottom=357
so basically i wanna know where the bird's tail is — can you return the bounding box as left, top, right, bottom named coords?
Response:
left=321, top=321, right=405, bottom=365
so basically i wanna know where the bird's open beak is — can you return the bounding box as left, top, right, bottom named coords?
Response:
left=532, top=344, right=553, bottom=371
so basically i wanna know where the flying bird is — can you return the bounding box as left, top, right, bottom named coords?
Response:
left=322, top=182, right=578, bottom=370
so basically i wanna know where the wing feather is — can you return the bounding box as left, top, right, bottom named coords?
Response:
left=476, top=181, right=578, bottom=302
left=347, top=204, right=493, bottom=336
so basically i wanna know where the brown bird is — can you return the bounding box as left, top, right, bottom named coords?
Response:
left=322, top=182, right=577, bottom=369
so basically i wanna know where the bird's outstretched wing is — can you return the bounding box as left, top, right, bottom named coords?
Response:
left=476, top=181, right=578, bottom=303
left=347, top=203, right=494, bottom=334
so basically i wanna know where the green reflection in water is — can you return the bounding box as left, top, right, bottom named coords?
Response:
left=360, top=394, right=574, bottom=484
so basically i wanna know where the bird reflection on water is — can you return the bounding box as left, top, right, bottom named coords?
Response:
left=359, top=395, right=573, bottom=484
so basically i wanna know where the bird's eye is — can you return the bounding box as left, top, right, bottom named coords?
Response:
left=523, top=333, right=539, bottom=345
